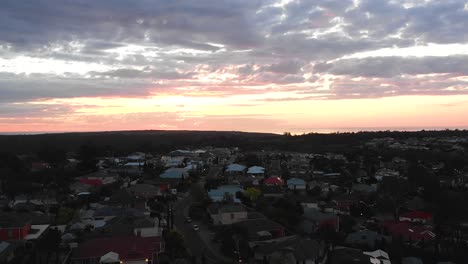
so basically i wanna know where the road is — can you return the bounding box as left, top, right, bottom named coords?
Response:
left=173, top=182, right=235, bottom=264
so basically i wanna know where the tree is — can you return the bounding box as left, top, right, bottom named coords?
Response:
left=245, top=187, right=261, bottom=201
left=163, top=230, right=188, bottom=259
left=77, top=144, right=98, bottom=171
left=190, top=183, right=206, bottom=203
left=37, top=145, right=66, bottom=167
left=242, top=153, right=261, bottom=167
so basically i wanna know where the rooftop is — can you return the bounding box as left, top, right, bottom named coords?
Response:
left=74, top=235, right=162, bottom=261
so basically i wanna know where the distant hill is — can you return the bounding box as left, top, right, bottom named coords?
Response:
left=0, top=129, right=467, bottom=155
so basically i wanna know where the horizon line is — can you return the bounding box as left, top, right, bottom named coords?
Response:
left=1, top=126, right=468, bottom=136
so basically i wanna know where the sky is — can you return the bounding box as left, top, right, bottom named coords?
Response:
left=1, top=0, right=468, bottom=134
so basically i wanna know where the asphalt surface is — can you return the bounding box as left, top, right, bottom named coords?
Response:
left=173, top=184, right=235, bottom=264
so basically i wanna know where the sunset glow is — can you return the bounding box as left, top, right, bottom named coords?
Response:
left=1, top=0, right=467, bottom=134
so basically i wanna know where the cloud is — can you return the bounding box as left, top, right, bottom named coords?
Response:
left=87, top=68, right=195, bottom=80
left=1, top=0, right=468, bottom=132
left=327, top=74, right=468, bottom=99
left=265, top=60, right=303, bottom=74
left=315, top=55, right=468, bottom=77
left=0, top=0, right=266, bottom=51
left=0, top=103, right=76, bottom=118
left=0, top=72, right=157, bottom=102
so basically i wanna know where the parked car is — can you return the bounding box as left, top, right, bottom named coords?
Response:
left=193, top=224, right=199, bottom=231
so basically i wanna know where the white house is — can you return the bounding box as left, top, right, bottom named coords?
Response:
left=363, top=249, right=391, bottom=264
left=133, top=218, right=161, bottom=237
left=208, top=204, right=248, bottom=225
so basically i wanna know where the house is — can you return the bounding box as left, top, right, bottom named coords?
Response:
left=207, top=185, right=243, bottom=203
left=206, top=148, right=232, bottom=165
left=298, top=197, right=320, bottom=210
left=69, top=180, right=95, bottom=195
left=127, top=184, right=161, bottom=199
left=127, top=152, right=146, bottom=161
left=329, top=247, right=372, bottom=264
left=11, top=194, right=58, bottom=208
left=160, top=168, right=189, bottom=179
left=123, top=161, right=143, bottom=168
left=207, top=203, right=248, bottom=225
left=0, top=242, right=14, bottom=263
left=402, top=257, right=423, bottom=264
left=263, top=176, right=284, bottom=186
left=133, top=218, right=161, bottom=238
left=267, top=159, right=282, bottom=177
left=79, top=178, right=103, bottom=187
left=72, top=235, right=164, bottom=264
left=399, top=211, right=433, bottom=224
left=30, top=162, right=51, bottom=172
left=247, top=166, right=265, bottom=176
left=144, top=179, right=180, bottom=194
left=352, top=183, right=377, bottom=194
left=225, top=164, right=249, bottom=184
left=89, top=206, right=144, bottom=221
left=234, top=218, right=285, bottom=242
left=363, top=249, right=391, bottom=264
left=404, top=197, right=426, bottom=211
left=333, top=195, right=360, bottom=215
left=301, top=208, right=339, bottom=234
left=24, top=224, right=50, bottom=241
left=0, top=213, right=31, bottom=241
left=375, top=168, right=399, bottom=181
left=382, top=221, right=435, bottom=242
left=261, top=185, right=284, bottom=198
left=81, top=170, right=119, bottom=185
left=253, top=236, right=326, bottom=264
left=345, top=230, right=391, bottom=249
left=287, top=178, right=306, bottom=190
left=161, top=155, right=185, bottom=168
left=288, top=155, right=310, bottom=178
left=226, top=164, right=246, bottom=174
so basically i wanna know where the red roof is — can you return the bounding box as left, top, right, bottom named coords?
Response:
left=75, top=235, right=162, bottom=261
left=400, top=211, right=433, bottom=220
left=263, top=176, right=284, bottom=185
left=382, top=221, right=435, bottom=241
left=79, top=178, right=103, bottom=186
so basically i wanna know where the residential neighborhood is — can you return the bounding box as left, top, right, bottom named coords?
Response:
left=1, top=132, right=468, bottom=264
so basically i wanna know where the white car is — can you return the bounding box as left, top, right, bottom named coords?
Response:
left=192, top=224, right=199, bottom=231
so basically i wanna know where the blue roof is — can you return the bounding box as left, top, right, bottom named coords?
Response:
left=160, top=168, right=188, bottom=179
left=208, top=185, right=243, bottom=202
left=287, top=178, right=306, bottom=185
left=226, top=164, right=246, bottom=172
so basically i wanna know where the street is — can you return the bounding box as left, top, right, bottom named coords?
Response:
left=173, top=183, right=235, bottom=264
